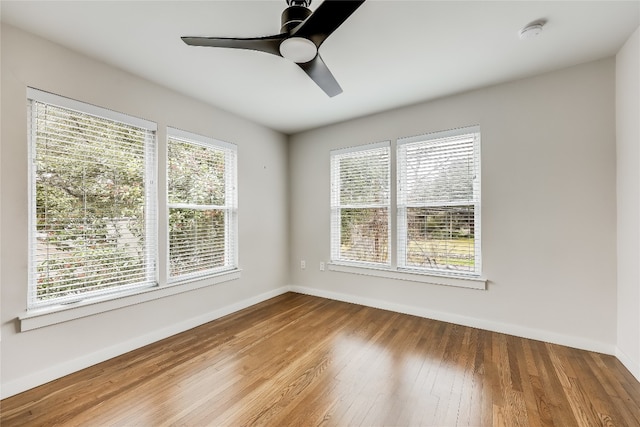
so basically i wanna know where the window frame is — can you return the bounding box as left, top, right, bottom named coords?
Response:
left=21, top=89, right=241, bottom=330
left=166, top=127, right=238, bottom=283
left=397, top=126, right=482, bottom=277
left=27, top=87, right=159, bottom=309
left=330, top=141, right=392, bottom=268
left=328, top=127, right=485, bottom=290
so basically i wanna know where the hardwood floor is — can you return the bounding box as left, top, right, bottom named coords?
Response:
left=2, top=293, right=639, bottom=426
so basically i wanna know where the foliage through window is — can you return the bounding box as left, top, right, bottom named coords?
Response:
left=167, top=128, right=237, bottom=280
left=330, top=142, right=390, bottom=265
left=28, top=89, right=157, bottom=307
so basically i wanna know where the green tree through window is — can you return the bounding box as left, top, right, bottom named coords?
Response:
left=29, top=92, right=156, bottom=307
left=167, top=129, right=237, bottom=280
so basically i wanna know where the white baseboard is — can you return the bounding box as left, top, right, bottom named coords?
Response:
left=287, top=285, right=617, bottom=356
left=1, top=286, right=290, bottom=399
left=2, top=285, right=625, bottom=399
left=615, top=347, right=640, bottom=382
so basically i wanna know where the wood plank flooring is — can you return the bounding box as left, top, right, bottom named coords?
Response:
left=2, top=293, right=639, bottom=426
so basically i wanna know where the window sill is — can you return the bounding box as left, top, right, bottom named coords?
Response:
left=19, top=269, right=241, bottom=331
left=327, top=263, right=486, bottom=290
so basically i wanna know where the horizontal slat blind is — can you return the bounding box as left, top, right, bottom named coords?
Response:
left=331, top=143, right=390, bottom=265
left=398, top=127, right=481, bottom=276
left=167, top=129, right=237, bottom=281
left=28, top=94, right=157, bottom=308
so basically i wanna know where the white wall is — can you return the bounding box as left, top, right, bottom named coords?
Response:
left=1, top=20, right=633, bottom=398
left=289, top=58, right=617, bottom=354
left=616, top=26, right=640, bottom=381
left=0, top=24, right=289, bottom=397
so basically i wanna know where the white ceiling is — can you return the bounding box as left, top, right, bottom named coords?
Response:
left=2, top=1, right=638, bottom=134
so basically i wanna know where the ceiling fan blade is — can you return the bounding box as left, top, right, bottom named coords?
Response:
left=298, top=54, right=343, bottom=97
left=292, top=0, right=365, bottom=47
left=181, top=34, right=287, bottom=56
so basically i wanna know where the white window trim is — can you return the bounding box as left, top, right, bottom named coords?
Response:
left=330, top=140, right=390, bottom=156
left=27, top=87, right=157, bottom=131
left=328, top=126, right=484, bottom=290
left=20, top=89, right=242, bottom=331
left=167, top=126, right=236, bottom=151
left=19, top=269, right=241, bottom=331
left=397, top=125, right=482, bottom=277
left=166, top=127, right=239, bottom=284
left=330, top=141, right=392, bottom=267
left=328, top=262, right=486, bottom=290
left=27, top=87, right=159, bottom=309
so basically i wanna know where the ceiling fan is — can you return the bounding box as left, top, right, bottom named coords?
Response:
left=181, top=0, right=366, bottom=97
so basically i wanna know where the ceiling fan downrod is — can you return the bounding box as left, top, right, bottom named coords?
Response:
left=287, top=0, right=311, bottom=7
left=281, top=0, right=312, bottom=33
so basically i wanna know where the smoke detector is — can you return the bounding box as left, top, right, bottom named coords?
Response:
left=519, top=20, right=546, bottom=39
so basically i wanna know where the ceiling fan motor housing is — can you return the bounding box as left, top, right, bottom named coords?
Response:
left=281, top=4, right=312, bottom=33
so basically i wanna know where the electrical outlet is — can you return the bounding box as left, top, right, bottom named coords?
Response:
left=320, top=262, right=325, bottom=271
left=301, top=260, right=306, bottom=269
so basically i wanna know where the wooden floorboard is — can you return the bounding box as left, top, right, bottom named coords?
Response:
left=2, top=292, right=639, bottom=426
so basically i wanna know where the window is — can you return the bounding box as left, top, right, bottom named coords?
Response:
left=28, top=88, right=157, bottom=308
left=329, top=126, right=482, bottom=284
left=167, top=128, right=237, bottom=281
left=21, top=89, right=241, bottom=328
left=330, top=142, right=391, bottom=266
left=398, top=126, right=481, bottom=276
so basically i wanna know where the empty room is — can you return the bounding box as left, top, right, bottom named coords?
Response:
left=1, top=0, right=639, bottom=425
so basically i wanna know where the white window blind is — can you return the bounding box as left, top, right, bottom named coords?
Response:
left=27, top=88, right=157, bottom=308
left=330, top=142, right=391, bottom=266
left=167, top=128, right=237, bottom=281
left=398, top=126, right=481, bottom=276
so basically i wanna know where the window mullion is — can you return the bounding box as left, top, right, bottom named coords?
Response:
left=389, top=139, right=397, bottom=269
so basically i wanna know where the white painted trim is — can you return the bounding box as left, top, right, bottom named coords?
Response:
left=20, top=269, right=243, bottom=331
left=397, top=124, right=480, bottom=146
left=5, top=285, right=625, bottom=399
left=615, top=347, right=640, bottom=382
left=2, top=286, right=290, bottom=399
left=287, top=285, right=615, bottom=355
left=328, top=262, right=486, bottom=290
left=330, top=140, right=390, bottom=156
left=27, top=87, right=157, bottom=130
left=167, top=126, right=237, bottom=151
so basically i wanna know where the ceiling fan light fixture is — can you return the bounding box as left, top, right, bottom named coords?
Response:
left=279, top=37, right=317, bottom=63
